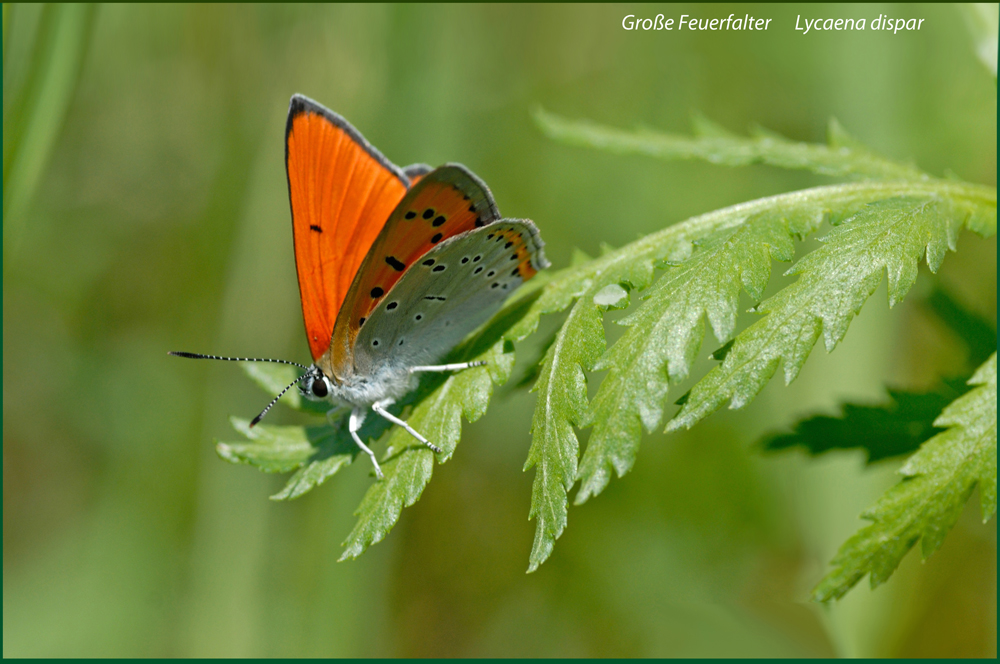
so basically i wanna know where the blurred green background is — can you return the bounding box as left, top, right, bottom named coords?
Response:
left=3, top=3, right=996, bottom=657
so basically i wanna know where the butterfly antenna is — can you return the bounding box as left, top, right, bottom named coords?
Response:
left=168, top=351, right=310, bottom=371
left=249, top=374, right=309, bottom=428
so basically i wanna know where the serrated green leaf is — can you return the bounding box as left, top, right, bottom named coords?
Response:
left=579, top=210, right=810, bottom=504
left=919, top=354, right=997, bottom=525
left=523, top=297, right=604, bottom=572
left=813, top=353, right=997, bottom=602
left=763, top=284, right=996, bottom=465
left=520, top=219, right=690, bottom=572
left=669, top=193, right=996, bottom=433
left=217, top=417, right=323, bottom=473
left=507, top=183, right=972, bottom=360
left=761, top=382, right=967, bottom=464
left=517, top=180, right=993, bottom=571
left=271, top=454, right=353, bottom=501
left=534, top=107, right=926, bottom=181
left=217, top=413, right=378, bottom=498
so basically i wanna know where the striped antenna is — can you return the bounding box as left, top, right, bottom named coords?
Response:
left=170, top=350, right=313, bottom=427
left=249, top=373, right=310, bottom=427
left=168, top=351, right=310, bottom=371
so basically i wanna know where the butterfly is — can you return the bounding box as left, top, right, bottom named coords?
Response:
left=172, top=94, right=549, bottom=479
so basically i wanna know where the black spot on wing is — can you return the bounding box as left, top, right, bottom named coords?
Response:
left=310, top=225, right=322, bottom=233
left=385, top=256, right=406, bottom=271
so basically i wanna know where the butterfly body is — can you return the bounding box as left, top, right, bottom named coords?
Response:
left=173, top=94, right=548, bottom=479
left=297, top=358, right=413, bottom=409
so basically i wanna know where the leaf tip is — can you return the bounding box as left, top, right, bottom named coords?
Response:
left=215, top=442, right=235, bottom=461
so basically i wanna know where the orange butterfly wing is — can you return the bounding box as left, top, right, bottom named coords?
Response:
left=329, top=164, right=502, bottom=378
left=285, top=95, right=409, bottom=362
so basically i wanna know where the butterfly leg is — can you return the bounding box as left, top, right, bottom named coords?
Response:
left=372, top=398, right=443, bottom=454
left=349, top=407, right=384, bottom=480
left=408, top=361, right=487, bottom=373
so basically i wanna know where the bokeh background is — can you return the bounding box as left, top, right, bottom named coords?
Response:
left=3, top=2, right=996, bottom=657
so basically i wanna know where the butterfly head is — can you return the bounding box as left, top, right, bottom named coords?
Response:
left=298, top=364, right=335, bottom=401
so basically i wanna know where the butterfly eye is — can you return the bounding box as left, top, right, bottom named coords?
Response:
left=311, top=378, right=328, bottom=398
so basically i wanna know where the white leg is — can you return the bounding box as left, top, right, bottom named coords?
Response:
left=349, top=407, right=384, bottom=480
left=372, top=398, right=443, bottom=454
left=408, top=360, right=487, bottom=373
